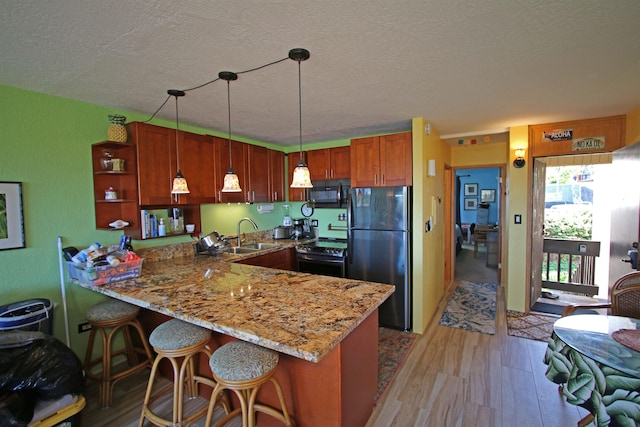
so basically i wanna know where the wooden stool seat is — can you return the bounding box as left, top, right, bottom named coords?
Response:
left=84, top=299, right=153, bottom=409
left=139, top=319, right=229, bottom=427
left=205, top=340, right=293, bottom=427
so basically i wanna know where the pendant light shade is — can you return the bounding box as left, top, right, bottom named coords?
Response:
left=289, top=48, right=313, bottom=189
left=219, top=71, right=242, bottom=193
left=169, top=89, right=190, bottom=195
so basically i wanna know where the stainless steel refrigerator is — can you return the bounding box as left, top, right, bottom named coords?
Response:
left=347, top=186, right=412, bottom=331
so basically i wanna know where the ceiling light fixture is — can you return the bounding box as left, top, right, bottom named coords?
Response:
left=219, top=71, right=242, bottom=193
left=168, top=89, right=190, bottom=196
left=289, top=48, right=313, bottom=189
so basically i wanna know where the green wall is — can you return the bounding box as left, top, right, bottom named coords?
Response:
left=0, top=85, right=349, bottom=356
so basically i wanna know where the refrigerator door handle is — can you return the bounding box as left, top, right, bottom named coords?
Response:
left=347, top=190, right=353, bottom=264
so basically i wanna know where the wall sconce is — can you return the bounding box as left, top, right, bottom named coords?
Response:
left=427, top=159, right=436, bottom=177
left=513, top=147, right=526, bottom=168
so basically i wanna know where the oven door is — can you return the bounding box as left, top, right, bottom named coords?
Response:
left=296, top=253, right=346, bottom=278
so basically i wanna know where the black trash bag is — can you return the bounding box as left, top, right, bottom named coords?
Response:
left=0, top=332, right=84, bottom=426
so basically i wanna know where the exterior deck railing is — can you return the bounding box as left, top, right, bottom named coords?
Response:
left=542, top=238, right=601, bottom=296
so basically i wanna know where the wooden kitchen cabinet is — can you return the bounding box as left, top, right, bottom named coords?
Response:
left=177, top=131, right=217, bottom=205
left=350, top=132, right=412, bottom=187
left=91, top=141, right=140, bottom=232
left=269, top=150, right=286, bottom=202
left=129, top=122, right=175, bottom=206
left=307, top=146, right=350, bottom=180
left=246, top=144, right=270, bottom=203
left=235, top=248, right=296, bottom=271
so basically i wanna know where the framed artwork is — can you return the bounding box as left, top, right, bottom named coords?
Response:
left=0, top=182, right=25, bottom=250
left=481, top=189, right=496, bottom=203
left=464, top=183, right=478, bottom=196
left=464, top=198, right=477, bottom=210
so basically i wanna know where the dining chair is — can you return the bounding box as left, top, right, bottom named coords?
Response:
left=561, top=270, right=640, bottom=318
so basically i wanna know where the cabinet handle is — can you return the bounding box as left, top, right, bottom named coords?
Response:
left=325, top=170, right=328, bottom=178
left=382, top=174, right=385, bottom=185
left=374, top=174, right=377, bottom=185
left=330, top=169, right=334, bottom=178
left=218, top=191, right=221, bottom=201
left=252, top=191, right=255, bottom=202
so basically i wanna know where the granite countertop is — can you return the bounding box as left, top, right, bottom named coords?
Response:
left=73, top=239, right=394, bottom=363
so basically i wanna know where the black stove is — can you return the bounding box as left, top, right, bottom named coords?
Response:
left=295, top=238, right=347, bottom=258
left=296, top=238, right=348, bottom=278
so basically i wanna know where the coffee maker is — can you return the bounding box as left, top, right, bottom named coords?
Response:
left=292, top=218, right=313, bottom=240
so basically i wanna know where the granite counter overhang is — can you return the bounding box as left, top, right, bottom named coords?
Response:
left=72, top=251, right=394, bottom=363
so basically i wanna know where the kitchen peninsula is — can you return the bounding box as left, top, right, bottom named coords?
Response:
left=71, top=242, right=394, bottom=427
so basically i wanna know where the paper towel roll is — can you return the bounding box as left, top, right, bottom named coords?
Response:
left=257, top=203, right=274, bottom=213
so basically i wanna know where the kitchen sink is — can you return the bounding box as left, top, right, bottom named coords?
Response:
left=224, top=246, right=260, bottom=254
left=241, top=242, right=279, bottom=250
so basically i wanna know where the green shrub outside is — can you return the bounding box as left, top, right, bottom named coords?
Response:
left=544, top=205, right=592, bottom=240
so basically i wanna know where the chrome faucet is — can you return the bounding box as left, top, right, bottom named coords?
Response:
left=237, top=217, right=258, bottom=247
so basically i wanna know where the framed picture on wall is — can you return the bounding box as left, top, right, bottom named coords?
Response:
left=0, top=181, right=25, bottom=250
left=464, top=183, right=478, bottom=196
left=464, top=198, right=477, bottom=210
left=481, top=189, right=495, bottom=203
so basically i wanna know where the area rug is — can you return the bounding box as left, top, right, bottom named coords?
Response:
left=438, top=280, right=497, bottom=335
left=375, top=327, right=417, bottom=405
left=506, top=310, right=557, bottom=342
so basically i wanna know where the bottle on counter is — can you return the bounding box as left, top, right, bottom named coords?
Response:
left=158, top=218, right=166, bottom=237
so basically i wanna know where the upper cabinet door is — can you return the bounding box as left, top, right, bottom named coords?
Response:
left=350, top=136, right=380, bottom=187
left=178, top=131, right=217, bottom=205
left=379, top=132, right=412, bottom=186
left=329, top=146, right=350, bottom=179
left=269, top=150, right=285, bottom=202
left=247, top=144, right=270, bottom=202
left=130, top=122, right=175, bottom=206
left=307, top=148, right=331, bottom=180
left=350, top=133, right=412, bottom=187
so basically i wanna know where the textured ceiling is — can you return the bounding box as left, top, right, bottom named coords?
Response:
left=1, top=1, right=639, bottom=147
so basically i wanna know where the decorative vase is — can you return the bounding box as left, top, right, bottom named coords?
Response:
left=107, top=114, right=128, bottom=142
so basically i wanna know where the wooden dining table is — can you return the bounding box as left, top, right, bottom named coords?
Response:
left=543, top=314, right=640, bottom=427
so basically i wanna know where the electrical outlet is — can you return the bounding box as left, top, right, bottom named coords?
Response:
left=78, top=322, right=92, bottom=333
left=311, top=219, right=318, bottom=227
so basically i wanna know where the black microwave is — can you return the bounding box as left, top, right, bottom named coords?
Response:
left=308, top=179, right=350, bottom=208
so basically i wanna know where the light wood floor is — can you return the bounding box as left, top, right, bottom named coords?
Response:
left=79, top=247, right=590, bottom=426
left=365, top=247, right=590, bottom=426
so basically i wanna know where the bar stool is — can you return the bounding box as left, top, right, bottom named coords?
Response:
left=139, top=319, right=229, bottom=427
left=204, top=340, right=293, bottom=427
left=84, top=299, right=153, bottom=409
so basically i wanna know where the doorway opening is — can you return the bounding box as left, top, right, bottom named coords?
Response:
left=453, top=167, right=500, bottom=284
left=531, top=155, right=614, bottom=313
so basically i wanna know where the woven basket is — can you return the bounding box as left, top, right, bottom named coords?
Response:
left=107, top=124, right=128, bottom=142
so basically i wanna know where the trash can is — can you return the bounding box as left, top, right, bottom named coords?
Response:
left=0, top=298, right=53, bottom=335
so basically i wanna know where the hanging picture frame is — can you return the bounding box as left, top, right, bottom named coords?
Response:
left=464, top=198, right=477, bottom=210
left=0, top=181, right=26, bottom=250
left=464, top=183, right=478, bottom=196
left=481, top=189, right=496, bottom=203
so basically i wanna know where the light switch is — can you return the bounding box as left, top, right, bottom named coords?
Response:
left=514, top=214, right=522, bottom=224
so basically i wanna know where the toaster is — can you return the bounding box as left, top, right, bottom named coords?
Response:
left=273, top=226, right=292, bottom=240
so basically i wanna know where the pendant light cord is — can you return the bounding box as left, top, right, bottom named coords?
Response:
left=297, top=60, right=303, bottom=163
left=227, top=79, right=233, bottom=170
left=174, top=94, right=181, bottom=171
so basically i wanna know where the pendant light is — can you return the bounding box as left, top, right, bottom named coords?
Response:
left=289, top=48, right=313, bottom=189
left=169, top=89, right=190, bottom=195
left=219, top=71, right=242, bottom=193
